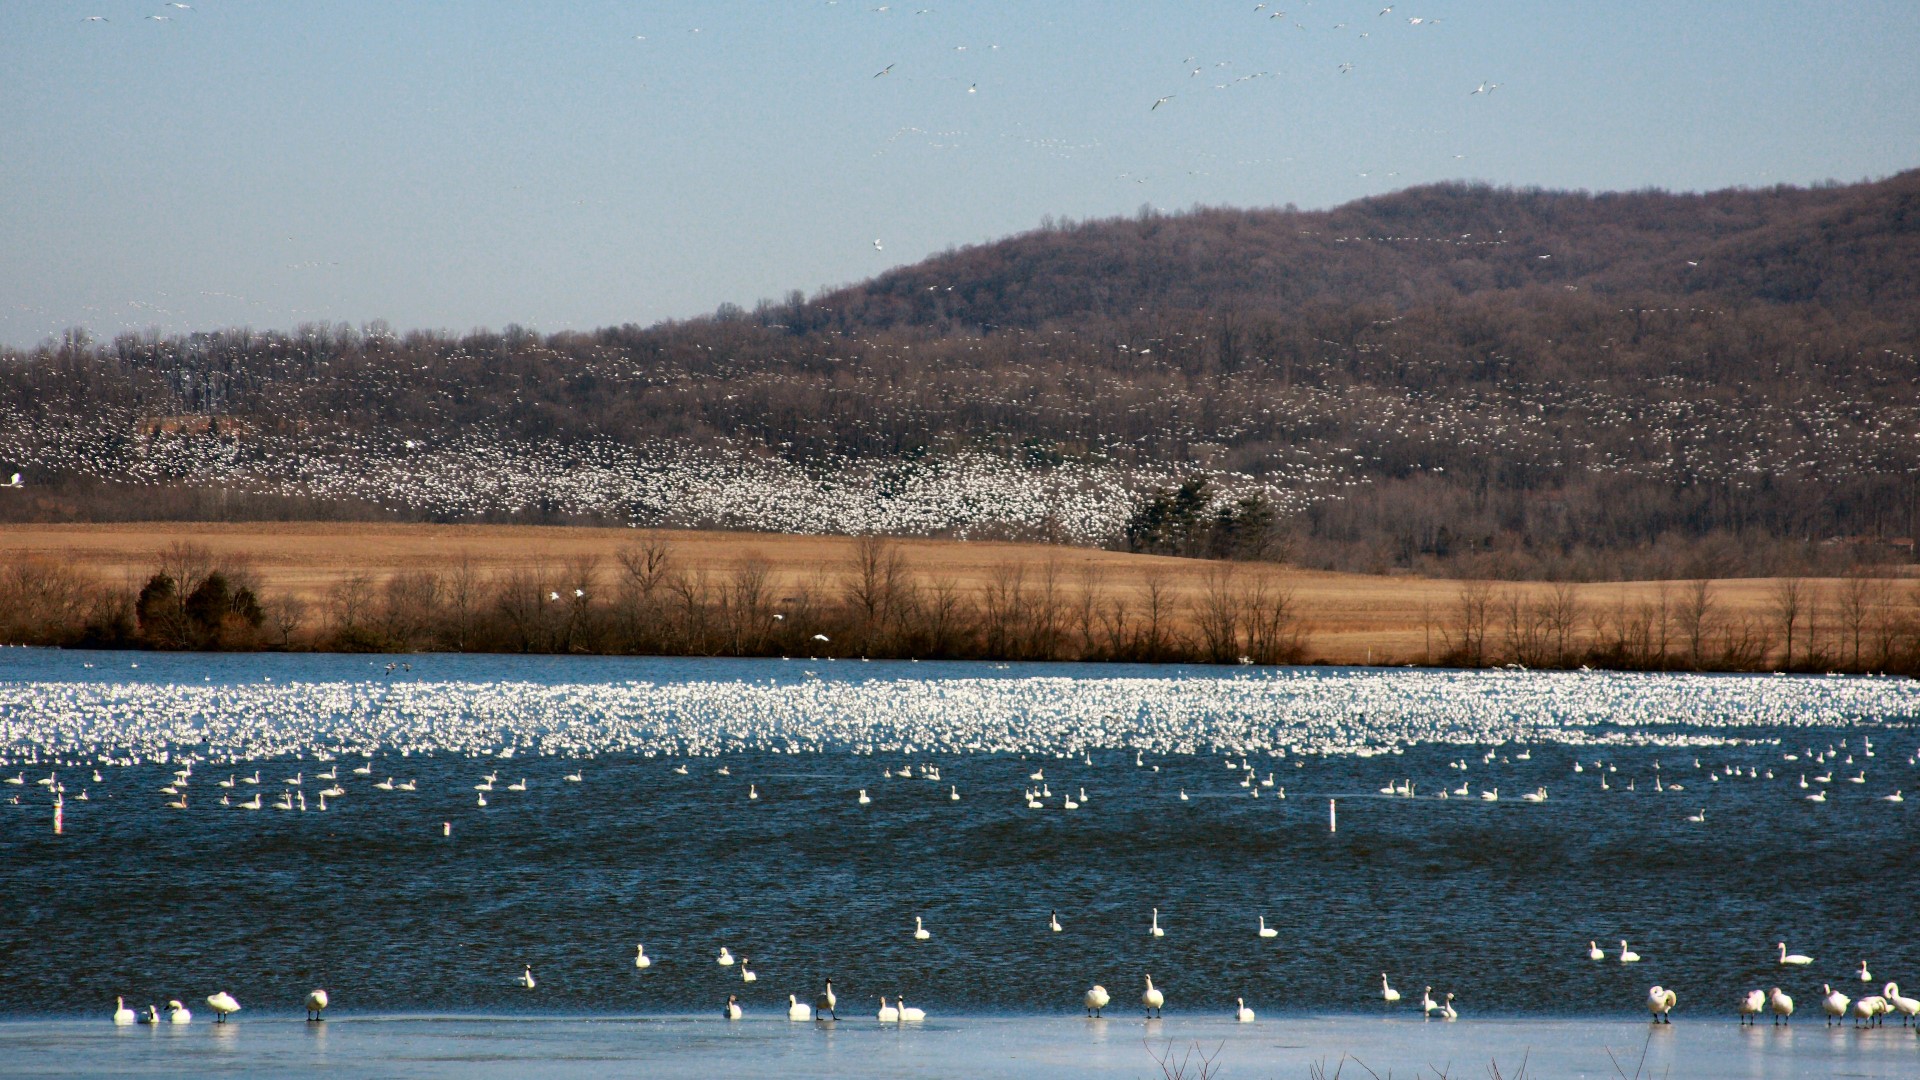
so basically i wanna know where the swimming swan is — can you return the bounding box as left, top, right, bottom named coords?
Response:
left=113, top=997, right=135, bottom=1025
left=1235, top=997, right=1255, bottom=1022
left=788, top=994, right=812, bottom=1021
left=1778, top=942, right=1812, bottom=966
left=1380, top=974, right=1401, bottom=1004
left=1619, top=940, right=1641, bottom=963
left=1149, top=908, right=1164, bottom=938
left=1258, top=916, right=1277, bottom=939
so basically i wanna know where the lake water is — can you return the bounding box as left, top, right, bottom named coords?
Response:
left=2, top=651, right=1917, bottom=1074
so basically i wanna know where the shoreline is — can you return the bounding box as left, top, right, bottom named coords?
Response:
left=3, top=1012, right=1913, bottom=1080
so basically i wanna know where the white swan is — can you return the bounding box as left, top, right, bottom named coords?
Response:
left=1235, top=996, right=1255, bottom=1022
left=113, top=996, right=135, bottom=1025
left=788, top=994, right=813, bottom=1021
left=1178, top=790, right=1189, bottom=801
left=857, top=789, right=871, bottom=805
left=1686, top=808, right=1705, bottom=823
left=1084, top=984, right=1110, bottom=1017
left=896, top=996, right=925, bottom=1022
left=748, top=784, right=758, bottom=801
left=725, top=994, right=742, bottom=1020
left=1883, top=982, right=1919, bottom=1023
left=1380, top=974, right=1400, bottom=1004
left=1769, top=987, right=1793, bottom=1024
left=1738, top=989, right=1765, bottom=1024
left=1778, top=942, right=1812, bottom=966
left=1258, top=916, right=1277, bottom=939
left=304, top=989, right=328, bottom=1021
left=1619, top=940, right=1641, bottom=963
left=1149, top=907, right=1164, bottom=937
left=206, top=992, right=239, bottom=1022
left=1858, top=960, right=1873, bottom=982
left=740, top=957, right=756, bottom=982
left=817, top=978, right=837, bottom=1019
left=165, top=999, right=191, bottom=1024
left=1647, top=985, right=1676, bottom=1023
left=1440, top=992, right=1457, bottom=1020
left=1853, top=995, right=1887, bottom=1026
left=565, top=770, right=583, bottom=783
left=1883, top=790, right=1904, bottom=802
left=1587, top=940, right=1605, bottom=961
left=1421, top=986, right=1438, bottom=1014
left=716, top=947, right=734, bottom=966
left=1822, top=984, right=1850, bottom=1025
left=1480, top=788, right=1498, bottom=802
left=914, top=916, right=931, bottom=940
left=1142, top=975, right=1165, bottom=1018
left=877, top=995, right=899, bottom=1022
left=518, top=966, right=535, bottom=988
left=949, top=785, right=960, bottom=801
left=1049, top=910, right=1063, bottom=933
left=634, top=943, right=651, bottom=969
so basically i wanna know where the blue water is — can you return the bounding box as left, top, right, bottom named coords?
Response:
left=2, top=649, right=1918, bottom=1028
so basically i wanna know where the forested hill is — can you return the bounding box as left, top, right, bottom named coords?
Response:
left=3, top=172, right=1919, bottom=581
left=802, top=171, right=1920, bottom=333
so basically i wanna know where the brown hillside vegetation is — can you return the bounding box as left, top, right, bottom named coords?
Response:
left=4, top=173, right=1919, bottom=583
left=3, top=524, right=1917, bottom=672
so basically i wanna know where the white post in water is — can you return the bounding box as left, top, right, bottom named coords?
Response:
left=1329, top=798, right=1337, bottom=833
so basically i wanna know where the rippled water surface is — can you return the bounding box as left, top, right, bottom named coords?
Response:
left=2, top=651, right=1918, bottom=1027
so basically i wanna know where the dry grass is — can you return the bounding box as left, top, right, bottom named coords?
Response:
left=0, top=522, right=1910, bottom=665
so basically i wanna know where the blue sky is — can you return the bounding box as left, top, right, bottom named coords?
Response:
left=2, top=1, right=1916, bottom=347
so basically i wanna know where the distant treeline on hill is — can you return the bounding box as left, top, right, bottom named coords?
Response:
left=5, top=539, right=1920, bottom=675
left=4, top=172, right=1920, bottom=580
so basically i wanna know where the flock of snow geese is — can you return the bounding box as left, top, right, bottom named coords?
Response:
left=3, top=659, right=1914, bottom=1030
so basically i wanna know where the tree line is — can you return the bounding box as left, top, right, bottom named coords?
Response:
left=0, top=539, right=1311, bottom=666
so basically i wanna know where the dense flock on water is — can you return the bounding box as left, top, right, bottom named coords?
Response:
left=3, top=666, right=1915, bottom=765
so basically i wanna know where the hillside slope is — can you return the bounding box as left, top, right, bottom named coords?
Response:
left=3, top=173, right=1918, bottom=579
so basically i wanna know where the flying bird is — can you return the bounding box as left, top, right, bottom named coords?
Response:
left=1151, top=95, right=1174, bottom=110
left=874, top=63, right=895, bottom=77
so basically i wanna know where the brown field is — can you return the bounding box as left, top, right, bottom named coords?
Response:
left=3, top=522, right=1911, bottom=665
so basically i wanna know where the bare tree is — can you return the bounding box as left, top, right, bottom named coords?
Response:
left=1772, top=577, right=1806, bottom=669
left=443, top=552, right=482, bottom=651
left=1193, top=564, right=1243, bottom=664
left=1837, top=571, right=1873, bottom=670
left=1678, top=579, right=1715, bottom=669
left=1443, top=579, right=1492, bottom=666
left=266, top=594, right=306, bottom=649
left=844, top=533, right=906, bottom=654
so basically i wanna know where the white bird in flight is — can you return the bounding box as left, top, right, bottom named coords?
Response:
left=874, top=63, right=895, bottom=78
left=1151, top=95, right=1174, bottom=110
